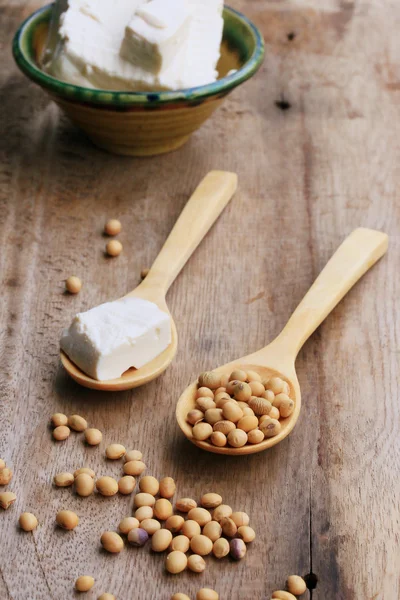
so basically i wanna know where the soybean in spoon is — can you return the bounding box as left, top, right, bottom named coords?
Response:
left=176, top=228, right=389, bottom=455
left=61, top=170, right=238, bottom=391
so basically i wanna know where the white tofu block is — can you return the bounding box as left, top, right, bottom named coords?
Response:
left=44, top=0, right=224, bottom=91
left=60, top=297, right=171, bottom=381
left=121, top=0, right=191, bottom=75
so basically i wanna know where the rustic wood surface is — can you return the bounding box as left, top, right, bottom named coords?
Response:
left=1, top=1, right=399, bottom=599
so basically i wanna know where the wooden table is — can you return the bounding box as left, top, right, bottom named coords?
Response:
left=1, top=1, right=399, bottom=599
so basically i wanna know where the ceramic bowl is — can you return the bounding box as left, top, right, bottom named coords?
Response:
left=13, top=4, right=264, bottom=156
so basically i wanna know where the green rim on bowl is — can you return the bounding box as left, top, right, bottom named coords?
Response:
left=12, top=3, right=265, bottom=108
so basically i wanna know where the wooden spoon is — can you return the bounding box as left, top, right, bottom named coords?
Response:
left=61, top=170, right=238, bottom=391
left=176, top=228, right=388, bottom=455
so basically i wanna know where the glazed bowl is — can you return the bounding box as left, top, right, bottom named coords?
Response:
left=13, top=4, right=264, bottom=156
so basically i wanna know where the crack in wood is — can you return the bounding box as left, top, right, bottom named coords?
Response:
left=0, top=566, right=11, bottom=600
left=32, top=533, right=55, bottom=600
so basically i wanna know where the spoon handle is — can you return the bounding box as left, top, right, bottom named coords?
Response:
left=140, top=171, right=237, bottom=293
left=274, top=228, right=388, bottom=358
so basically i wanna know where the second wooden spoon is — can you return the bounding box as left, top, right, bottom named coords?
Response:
left=176, top=228, right=388, bottom=454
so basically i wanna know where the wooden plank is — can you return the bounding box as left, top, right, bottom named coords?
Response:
left=0, top=1, right=399, bottom=599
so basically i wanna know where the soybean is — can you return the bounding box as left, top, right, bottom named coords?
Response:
left=104, top=219, right=121, bottom=236
left=75, top=473, right=95, bottom=497
left=65, top=276, right=82, bottom=294
left=19, top=512, right=38, bottom=531
left=212, top=537, right=230, bottom=559
left=56, top=510, right=78, bottom=530
left=181, top=520, right=201, bottom=539
left=210, top=432, right=227, bottom=447
left=135, top=506, right=153, bottom=521
left=232, top=382, right=252, bottom=402
left=124, top=450, right=143, bottom=463
left=205, top=408, right=223, bottom=425
left=106, top=240, right=123, bottom=257
left=231, top=511, right=250, bottom=527
left=118, top=476, right=136, bottom=495
left=202, top=521, right=222, bottom=542
left=220, top=517, right=237, bottom=537
left=247, top=370, right=262, bottom=382
left=237, top=525, right=256, bottom=543
left=198, top=372, right=221, bottom=390
left=141, top=519, right=161, bottom=535
left=134, top=493, right=156, bottom=508
left=170, top=535, right=190, bottom=553
left=190, top=534, right=213, bottom=556
left=213, top=421, right=235, bottom=435
left=152, top=529, right=173, bottom=552
left=165, top=515, right=184, bottom=533
left=75, top=576, right=94, bottom=592
left=192, top=423, right=212, bottom=441
left=165, top=551, right=188, bottom=574
left=154, top=498, right=173, bottom=521
left=269, top=406, right=280, bottom=420
left=68, top=415, right=87, bottom=432
left=227, top=429, right=248, bottom=448
left=229, top=369, right=247, bottom=382
left=222, top=402, right=243, bottom=423
left=139, top=476, right=159, bottom=496
left=187, top=410, right=205, bottom=425
left=175, top=497, right=197, bottom=512
left=249, top=381, right=265, bottom=396
left=273, top=394, right=294, bottom=418
left=74, top=468, right=95, bottom=479
left=160, top=477, right=176, bottom=498
left=187, top=554, right=206, bottom=573
left=247, top=429, right=264, bottom=444
left=212, top=505, right=232, bottom=522
left=271, top=593, right=297, bottom=600
left=248, top=397, right=272, bottom=416
left=54, top=472, right=74, bottom=487
left=259, top=418, right=282, bottom=438
left=287, top=575, right=307, bottom=595
left=85, top=428, right=102, bottom=446
left=96, top=476, right=118, bottom=497
left=196, top=387, right=214, bottom=399
left=101, top=531, right=124, bottom=553
left=201, top=493, right=222, bottom=509
left=118, top=517, right=139, bottom=535
left=128, top=528, right=149, bottom=547
left=53, top=426, right=70, bottom=441
left=197, top=398, right=216, bottom=412
left=188, top=507, right=212, bottom=527
left=0, top=468, right=13, bottom=485
left=230, top=538, right=247, bottom=560
left=196, top=589, right=219, bottom=600
left=105, top=444, right=126, bottom=460
left=51, top=413, right=68, bottom=427
left=124, top=460, right=146, bottom=476
left=266, top=377, right=287, bottom=394
left=262, top=389, right=275, bottom=403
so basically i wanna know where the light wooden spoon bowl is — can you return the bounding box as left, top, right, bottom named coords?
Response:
left=177, top=228, right=389, bottom=454
left=61, top=171, right=238, bottom=391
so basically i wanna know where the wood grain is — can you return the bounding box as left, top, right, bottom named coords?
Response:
left=1, top=1, right=399, bottom=599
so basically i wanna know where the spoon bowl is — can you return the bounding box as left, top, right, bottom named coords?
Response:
left=61, top=171, right=238, bottom=391
left=177, top=228, right=389, bottom=455
left=61, top=297, right=178, bottom=392
left=177, top=359, right=301, bottom=455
